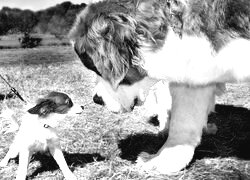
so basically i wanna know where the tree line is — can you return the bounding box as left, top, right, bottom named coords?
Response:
left=0, top=1, right=86, bottom=35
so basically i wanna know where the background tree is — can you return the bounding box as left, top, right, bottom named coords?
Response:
left=0, top=1, right=86, bottom=35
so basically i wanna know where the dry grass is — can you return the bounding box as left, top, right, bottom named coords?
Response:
left=0, top=45, right=250, bottom=179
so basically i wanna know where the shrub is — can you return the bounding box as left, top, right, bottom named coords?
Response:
left=18, top=32, right=42, bottom=48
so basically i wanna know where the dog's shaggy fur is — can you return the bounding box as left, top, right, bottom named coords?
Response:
left=0, top=92, right=82, bottom=180
left=69, top=0, right=250, bottom=174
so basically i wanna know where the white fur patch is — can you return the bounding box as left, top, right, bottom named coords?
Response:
left=143, top=80, right=171, bottom=131
left=94, top=78, right=124, bottom=112
left=94, top=77, right=158, bottom=113
left=68, top=104, right=83, bottom=115
left=142, top=28, right=250, bottom=85
left=137, top=145, right=195, bottom=174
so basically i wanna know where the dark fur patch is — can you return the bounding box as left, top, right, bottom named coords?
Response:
left=182, top=0, right=250, bottom=51
left=69, top=0, right=169, bottom=88
left=28, top=99, right=57, bottom=117
left=119, top=66, right=147, bottom=85
left=70, top=0, right=250, bottom=87
left=74, top=45, right=102, bottom=76
left=28, top=92, right=73, bottom=117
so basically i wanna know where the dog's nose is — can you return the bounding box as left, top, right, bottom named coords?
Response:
left=134, top=97, right=139, bottom=106
left=128, top=97, right=139, bottom=111
left=93, top=94, right=105, bottom=106
left=80, top=106, right=84, bottom=110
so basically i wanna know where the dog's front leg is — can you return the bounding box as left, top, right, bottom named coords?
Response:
left=16, top=149, right=31, bottom=180
left=49, top=146, right=77, bottom=180
left=0, top=140, right=19, bottom=167
left=137, top=83, right=216, bottom=174
left=156, top=81, right=172, bottom=131
left=145, top=81, right=172, bottom=131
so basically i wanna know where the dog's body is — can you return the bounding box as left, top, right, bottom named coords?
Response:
left=70, top=0, right=250, bottom=174
left=0, top=92, right=82, bottom=180
left=144, top=81, right=223, bottom=132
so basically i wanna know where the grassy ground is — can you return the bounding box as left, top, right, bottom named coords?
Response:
left=0, top=45, right=250, bottom=180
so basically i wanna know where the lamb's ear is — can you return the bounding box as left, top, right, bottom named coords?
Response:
left=28, top=99, right=56, bottom=117
left=90, top=13, right=138, bottom=89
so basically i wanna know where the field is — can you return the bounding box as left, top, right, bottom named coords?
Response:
left=0, top=34, right=70, bottom=49
left=0, top=39, right=250, bottom=179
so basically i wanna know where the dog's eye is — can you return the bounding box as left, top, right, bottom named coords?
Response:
left=65, top=98, right=73, bottom=107
left=118, top=15, right=128, bottom=22
left=101, top=26, right=111, bottom=37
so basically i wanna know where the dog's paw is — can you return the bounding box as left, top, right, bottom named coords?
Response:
left=136, top=145, right=194, bottom=174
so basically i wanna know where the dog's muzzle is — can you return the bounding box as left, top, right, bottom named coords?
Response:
left=93, top=93, right=139, bottom=113
left=93, top=94, right=105, bottom=106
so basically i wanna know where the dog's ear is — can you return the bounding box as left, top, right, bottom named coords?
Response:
left=28, top=99, right=56, bottom=117
left=91, top=13, right=138, bottom=89
left=70, top=10, right=138, bottom=89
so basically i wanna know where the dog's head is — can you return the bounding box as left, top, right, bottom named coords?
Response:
left=28, top=91, right=83, bottom=117
left=70, top=0, right=147, bottom=88
left=69, top=0, right=169, bottom=113
left=93, top=76, right=157, bottom=113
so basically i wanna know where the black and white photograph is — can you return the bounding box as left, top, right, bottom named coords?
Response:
left=1, top=0, right=250, bottom=179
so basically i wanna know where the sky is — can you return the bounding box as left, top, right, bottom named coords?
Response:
left=0, top=0, right=97, bottom=11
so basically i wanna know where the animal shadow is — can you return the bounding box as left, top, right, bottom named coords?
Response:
left=28, top=152, right=105, bottom=178
left=118, top=104, right=250, bottom=161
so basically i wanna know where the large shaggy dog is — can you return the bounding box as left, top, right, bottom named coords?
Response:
left=69, top=0, right=250, bottom=174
